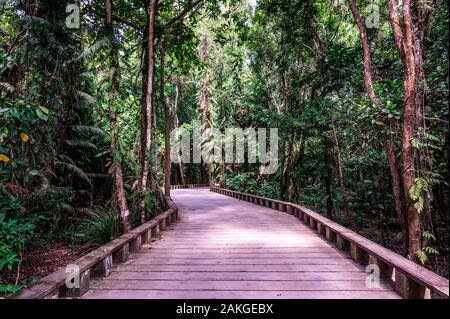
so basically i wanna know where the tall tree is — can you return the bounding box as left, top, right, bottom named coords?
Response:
left=331, top=116, right=356, bottom=229
left=105, top=0, right=130, bottom=232
left=140, top=0, right=158, bottom=223
left=387, top=0, right=422, bottom=260
left=172, top=78, right=186, bottom=186
left=160, top=38, right=171, bottom=196
left=199, top=33, right=214, bottom=189
left=347, top=0, right=425, bottom=260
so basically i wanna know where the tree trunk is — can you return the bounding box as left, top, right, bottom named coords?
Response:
left=139, top=0, right=157, bottom=224
left=105, top=0, right=130, bottom=233
left=399, top=0, right=421, bottom=260
left=160, top=38, right=171, bottom=196
left=386, top=0, right=422, bottom=261
left=347, top=0, right=412, bottom=255
left=199, top=34, right=214, bottom=189
left=140, top=33, right=149, bottom=178
left=172, top=79, right=186, bottom=186
left=331, top=117, right=356, bottom=229
left=383, top=135, right=409, bottom=254
left=323, top=136, right=335, bottom=220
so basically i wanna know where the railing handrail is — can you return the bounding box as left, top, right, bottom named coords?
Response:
left=211, top=186, right=449, bottom=299
left=169, top=183, right=209, bottom=189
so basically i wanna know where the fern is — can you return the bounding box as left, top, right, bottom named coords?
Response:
left=423, top=231, right=437, bottom=241
left=416, top=249, right=428, bottom=264
left=75, top=209, right=122, bottom=247
left=55, top=160, right=92, bottom=187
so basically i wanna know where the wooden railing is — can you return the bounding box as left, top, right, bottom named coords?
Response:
left=211, top=187, right=449, bottom=299
left=9, top=197, right=178, bottom=299
left=170, top=184, right=209, bottom=189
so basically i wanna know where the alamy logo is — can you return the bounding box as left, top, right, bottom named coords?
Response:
left=66, top=4, right=80, bottom=29
left=65, top=264, right=80, bottom=289
left=171, top=121, right=279, bottom=174
left=365, top=264, right=380, bottom=288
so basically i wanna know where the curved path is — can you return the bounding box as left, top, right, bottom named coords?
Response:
left=83, top=188, right=400, bottom=299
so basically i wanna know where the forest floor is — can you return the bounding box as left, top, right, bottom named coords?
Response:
left=0, top=242, right=85, bottom=298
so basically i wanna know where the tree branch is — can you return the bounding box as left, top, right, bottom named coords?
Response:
left=162, top=0, right=204, bottom=30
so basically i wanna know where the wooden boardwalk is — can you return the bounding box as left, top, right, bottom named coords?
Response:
left=83, top=188, right=400, bottom=299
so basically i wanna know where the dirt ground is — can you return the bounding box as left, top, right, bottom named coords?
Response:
left=0, top=242, right=85, bottom=298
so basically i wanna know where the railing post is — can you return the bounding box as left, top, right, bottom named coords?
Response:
left=350, top=243, right=368, bottom=264
left=142, top=230, right=151, bottom=244
left=325, top=227, right=337, bottom=242
left=395, top=270, right=427, bottom=299
left=303, top=213, right=309, bottom=224
left=112, top=244, right=129, bottom=263
left=286, top=205, right=293, bottom=214
left=92, top=255, right=113, bottom=278
left=130, top=235, right=142, bottom=253
left=336, top=234, right=350, bottom=251
left=317, top=222, right=326, bottom=236
left=59, top=269, right=90, bottom=298
left=310, top=217, right=317, bottom=230
left=368, top=255, right=393, bottom=279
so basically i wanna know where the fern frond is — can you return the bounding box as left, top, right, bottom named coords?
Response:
left=71, top=125, right=106, bottom=137
left=75, top=38, right=110, bottom=62
left=65, top=139, right=98, bottom=150
left=56, top=202, right=76, bottom=213
left=55, top=161, right=92, bottom=186
left=0, top=82, right=15, bottom=92
left=74, top=90, right=98, bottom=106
left=58, top=154, right=76, bottom=165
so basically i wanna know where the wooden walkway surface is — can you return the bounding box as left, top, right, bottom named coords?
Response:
left=83, top=188, right=400, bottom=299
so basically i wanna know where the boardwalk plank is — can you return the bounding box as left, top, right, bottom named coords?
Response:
left=83, top=289, right=401, bottom=299
left=83, top=188, right=401, bottom=299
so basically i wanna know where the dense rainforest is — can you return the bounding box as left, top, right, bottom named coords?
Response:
left=0, top=0, right=448, bottom=295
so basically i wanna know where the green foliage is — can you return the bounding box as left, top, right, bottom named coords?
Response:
left=0, top=283, right=23, bottom=296
left=226, top=172, right=257, bottom=193
left=75, top=209, right=122, bottom=248
left=0, top=217, right=36, bottom=271
left=226, top=172, right=278, bottom=199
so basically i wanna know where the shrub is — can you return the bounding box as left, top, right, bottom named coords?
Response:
left=0, top=217, right=36, bottom=272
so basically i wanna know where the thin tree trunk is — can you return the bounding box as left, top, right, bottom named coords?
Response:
left=323, top=136, right=335, bottom=220
left=140, top=35, right=149, bottom=178
left=172, top=79, right=186, bottom=186
left=383, top=135, right=409, bottom=253
left=139, top=0, right=157, bottom=224
left=199, top=34, right=214, bottom=189
left=160, top=38, right=171, bottom=196
left=331, top=117, right=356, bottom=229
left=105, top=0, right=130, bottom=233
